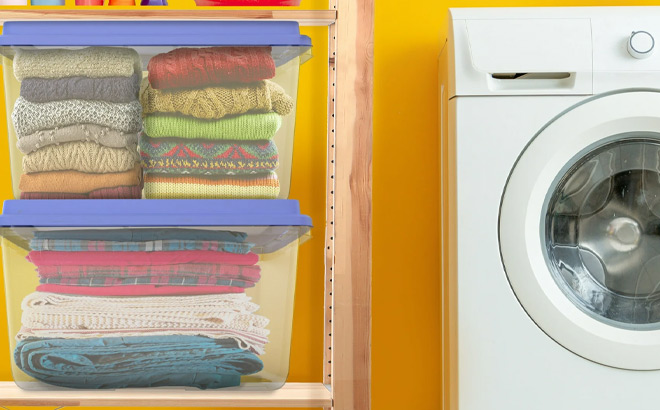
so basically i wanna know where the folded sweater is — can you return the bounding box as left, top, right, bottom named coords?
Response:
left=17, top=124, right=139, bottom=155
left=12, top=97, right=143, bottom=137
left=139, top=136, right=278, bottom=175
left=21, top=186, right=141, bottom=200
left=144, top=173, right=280, bottom=199
left=13, top=47, right=142, bottom=81
left=148, top=46, right=276, bottom=89
left=15, top=336, right=262, bottom=389
left=143, top=112, right=281, bottom=141
left=22, top=141, right=139, bottom=174
left=20, top=73, right=142, bottom=104
left=140, top=80, right=293, bottom=120
left=19, top=165, right=142, bottom=194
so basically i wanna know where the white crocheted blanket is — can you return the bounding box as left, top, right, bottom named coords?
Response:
left=17, top=292, right=270, bottom=354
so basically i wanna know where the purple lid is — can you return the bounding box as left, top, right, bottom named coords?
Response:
left=0, top=21, right=311, bottom=48
left=0, top=199, right=312, bottom=227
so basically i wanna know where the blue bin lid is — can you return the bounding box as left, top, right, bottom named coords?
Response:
left=0, top=21, right=311, bottom=66
left=0, top=199, right=312, bottom=227
left=0, top=21, right=311, bottom=48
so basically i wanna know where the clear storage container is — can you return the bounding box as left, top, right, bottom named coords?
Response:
left=0, top=21, right=312, bottom=200
left=0, top=199, right=312, bottom=390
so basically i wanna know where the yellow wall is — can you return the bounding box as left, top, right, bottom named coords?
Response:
left=3, top=1, right=660, bottom=410
left=374, top=1, right=660, bottom=409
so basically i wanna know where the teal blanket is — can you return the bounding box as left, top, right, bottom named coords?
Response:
left=15, top=335, right=263, bottom=389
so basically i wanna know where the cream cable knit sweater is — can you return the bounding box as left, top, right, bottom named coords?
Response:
left=12, top=97, right=143, bottom=137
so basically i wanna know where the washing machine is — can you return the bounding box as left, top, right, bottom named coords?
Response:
left=441, top=7, right=660, bottom=410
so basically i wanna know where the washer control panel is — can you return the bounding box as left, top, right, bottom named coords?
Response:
left=593, top=18, right=660, bottom=70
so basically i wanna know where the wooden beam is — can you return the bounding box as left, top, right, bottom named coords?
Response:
left=0, top=9, right=336, bottom=26
left=0, top=382, right=332, bottom=407
left=332, top=0, right=373, bottom=410
left=324, top=16, right=337, bottom=400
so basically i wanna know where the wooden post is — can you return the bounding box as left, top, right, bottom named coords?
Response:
left=331, top=1, right=374, bottom=410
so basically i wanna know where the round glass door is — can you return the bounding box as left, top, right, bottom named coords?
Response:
left=499, top=90, right=660, bottom=370
left=546, top=136, right=660, bottom=329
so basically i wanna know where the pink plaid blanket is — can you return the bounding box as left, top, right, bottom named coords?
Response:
left=27, top=250, right=258, bottom=266
left=37, top=284, right=247, bottom=296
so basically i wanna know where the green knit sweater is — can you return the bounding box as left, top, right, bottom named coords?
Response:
left=143, top=113, right=282, bottom=141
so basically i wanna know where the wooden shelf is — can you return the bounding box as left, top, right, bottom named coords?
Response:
left=0, top=9, right=337, bottom=26
left=0, top=382, right=332, bottom=407
left=0, top=1, right=373, bottom=408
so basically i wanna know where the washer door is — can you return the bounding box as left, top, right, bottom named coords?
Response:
left=500, top=90, right=660, bottom=370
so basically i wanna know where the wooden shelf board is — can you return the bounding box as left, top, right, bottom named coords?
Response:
left=0, top=382, right=332, bottom=407
left=0, top=9, right=337, bottom=25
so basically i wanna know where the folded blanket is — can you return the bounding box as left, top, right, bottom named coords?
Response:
left=36, top=284, right=247, bottom=296
left=17, top=124, right=139, bottom=155
left=30, top=238, right=253, bottom=254
left=34, top=228, right=247, bottom=242
left=140, top=80, right=293, bottom=120
left=19, top=292, right=269, bottom=353
left=37, top=263, right=262, bottom=282
left=144, top=113, right=281, bottom=141
left=41, top=276, right=256, bottom=288
left=12, top=97, right=143, bottom=137
left=22, top=141, right=139, bottom=174
left=148, top=46, right=275, bottom=89
left=20, top=186, right=142, bottom=200
left=144, top=173, right=280, bottom=199
left=27, top=250, right=258, bottom=266
left=19, top=165, right=142, bottom=193
left=15, top=336, right=263, bottom=389
left=20, top=73, right=142, bottom=104
left=13, top=47, right=142, bottom=81
left=140, top=136, right=278, bottom=175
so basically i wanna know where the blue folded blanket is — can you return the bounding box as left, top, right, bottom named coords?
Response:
left=33, top=229, right=248, bottom=242
left=15, top=335, right=263, bottom=389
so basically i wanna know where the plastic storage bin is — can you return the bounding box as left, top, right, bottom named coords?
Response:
left=0, top=21, right=311, bottom=200
left=0, top=199, right=311, bottom=390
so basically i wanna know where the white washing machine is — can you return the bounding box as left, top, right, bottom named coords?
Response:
left=441, top=7, right=660, bottom=410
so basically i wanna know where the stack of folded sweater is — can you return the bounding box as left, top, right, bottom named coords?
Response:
left=140, top=46, right=293, bottom=199
left=14, top=228, right=269, bottom=389
left=11, top=47, right=143, bottom=199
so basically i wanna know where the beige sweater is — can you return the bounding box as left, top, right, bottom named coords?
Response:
left=19, top=165, right=142, bottom=194
left=23, top=141, right=139, bottom=174
left=17, top=124, right=138, bottom=154
left=140, top=80, right=294, bottom=120
left=13, top=47, right=142, bottom=81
